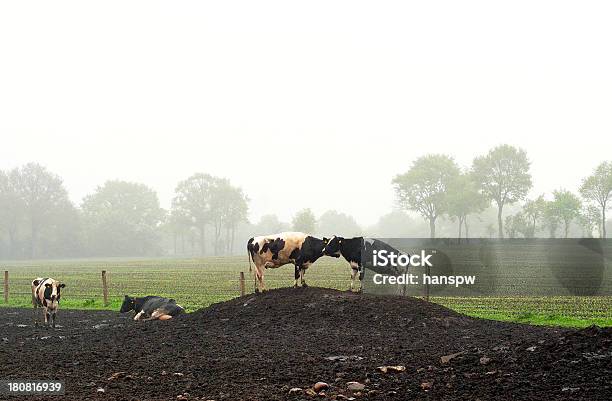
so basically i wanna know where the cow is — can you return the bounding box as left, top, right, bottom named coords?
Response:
left=247, top=232, right=328, bottom=292
left=322, top=236, right=364, bottom=292
left=323, top=236, right=412, bottom=292
left=31, top=277, right=65, bottom=328
left=120, top=295, right=184, bottom=321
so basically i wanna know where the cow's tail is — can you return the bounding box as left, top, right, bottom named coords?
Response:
left=247, top=238, right=254, bottom=273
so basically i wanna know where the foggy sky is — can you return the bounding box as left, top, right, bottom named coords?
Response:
left=1, top=1, right=611, bottom=225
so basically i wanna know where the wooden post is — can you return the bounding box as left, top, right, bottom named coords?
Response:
left=101, top=270, right=109, bottom=307
left=3, top=271, right=8, bottom=304
left=239, top=272, right=246, bottom=296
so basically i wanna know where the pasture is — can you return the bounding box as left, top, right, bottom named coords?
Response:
left=1, top=256, right=611, bottom=327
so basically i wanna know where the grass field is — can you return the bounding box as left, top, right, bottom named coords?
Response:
left=1, top=256, right=610, bottom=328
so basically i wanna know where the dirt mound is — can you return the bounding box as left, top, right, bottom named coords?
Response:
left=1, top=287, right=610, bottom=400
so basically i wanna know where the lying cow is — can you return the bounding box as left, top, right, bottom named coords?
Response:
left=31, top=277, right=65, bottom=327
left=120, top=295, right=184, bottom=321
left=247, top=232, right=327, bottom=292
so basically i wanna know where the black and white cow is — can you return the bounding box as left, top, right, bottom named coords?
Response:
left=247, top=232, right=327, bottom=292
left=322, top=236, right=364, bottom=291
left=120, top=295, right=184, bottom=321
left=323, top=236, right=411, bottom=292
left=31, top=277, right=65, bottom=327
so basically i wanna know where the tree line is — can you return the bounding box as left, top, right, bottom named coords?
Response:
left=392, top=144, right=612, bottom=239
left=0, top=166, right=248, bottom=259
left=1, top=147, right=611, bottom=259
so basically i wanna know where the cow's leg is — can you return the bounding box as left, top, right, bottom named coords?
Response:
left=300, top=263, right=310, bottom=287
left=32, top=296, right=38, bottom=326
left=134, top=310, right=146, bottom=321
left=294, top=264, right=300, bottom=288
left=350, top=268, right=358, bottom=292
left=44, top=308, right=50, bottom=327
left=51, top=312, right=56, bottom=328
left=258, top=267, right=267, bottom=292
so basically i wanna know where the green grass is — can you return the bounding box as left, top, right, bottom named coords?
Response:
left=1, top=256, right=610, bottom=328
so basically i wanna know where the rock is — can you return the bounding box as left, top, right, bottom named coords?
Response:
left=479, top=357, right=491, bottom=365
left=416, top=367, right=426, bottom=373
left=347, top=382, right=365, bottom=391
left=177, top=394, right=188, bottom=400
left=313, top=382, right=329, bottom=392
left=107, top=372, right=127, bottom=381
left=161, top=370, right=168, bottom=376
left=526, top=346, right=537, bottom=352
left=562, top=387, right=580, bottom=393
left=173, top=372, right=184, bottom=377
left=288, top=387, right=302, bottom=395
left=440, top=352, right=465, bottom=364
left=305, top=388, right=317, bottom=397
left=96, top=388, right=105, bottom=393
left=420, top=381, right=433, bottom=390
left=377, top=365, right=406, bottom=373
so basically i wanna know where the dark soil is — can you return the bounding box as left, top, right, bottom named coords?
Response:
left=1, top=287, right=610, bottom=400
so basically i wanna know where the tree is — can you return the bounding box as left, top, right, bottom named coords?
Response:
left=82, top=181, right=164, bottom=256
left=0, top=170, right=23, bottom=257
left=292, top=208, right=316, bottom=233
left=579, top=161, right=612, bottom=238
left=550, top=189, right=582, bottom=238
left=217, top=181, right=249, bottom=255
left=504, top=213, right=530, bottom=238
left=446, top=172, right=488, bottom=238
left=14, top=163, right=74, bottom=258
left=254, top=214, right=289, bottom=234
left=172, top=173, right=215, bottom=255
left=472, top=145, right=532, bottom=238
left=542, top=201, right=561, bottom=238
left=393, top=154, right=460, bottom=238
left=577, top=205, right=601, bottom=238
left=317, top=210, right=361, bottom=237
left=371, top=210, right=424, bottom=237
left=521, top=195, right=546, bottom=238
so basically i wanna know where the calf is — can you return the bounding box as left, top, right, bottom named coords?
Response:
left=31, top=277, right=65, bottom=327
left=120, top=295, right=184, bottom=321
left=247, top=232, right=327, bottom=292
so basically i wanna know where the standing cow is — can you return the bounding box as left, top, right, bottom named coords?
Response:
left=322, top=236, right=364, bottom=291
left=31, top=277, right=65, bottom=327
left=247, top=232, right=327, bottom=292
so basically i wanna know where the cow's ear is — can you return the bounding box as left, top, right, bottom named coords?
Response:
left=59, top=283, right=65, bottom=288
left=323, top=237, right=329, bottom=244
left=124, top=295, right=130, bottom=300
left=33, top=280, right=40, bottom=286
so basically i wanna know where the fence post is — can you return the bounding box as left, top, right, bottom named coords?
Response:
left=101, top=270, right=109, bottom=307
left=239, top=272, right=245, bottom=296
left=424, top=265, right=430, bottom=302
left=3, top=271, right=8, bottom=304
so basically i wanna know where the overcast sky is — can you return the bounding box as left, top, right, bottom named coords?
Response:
left=1, top=1, right=611, bottom=225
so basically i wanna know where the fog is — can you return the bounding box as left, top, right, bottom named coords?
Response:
left=1, top=2, right=611, bottom=258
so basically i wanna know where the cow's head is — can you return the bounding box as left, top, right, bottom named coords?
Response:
left=120, top=295, right=136, bottom=313
left=44, top=281, right=65, bottom=304
left=322, top=236, right=343, bottom=257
